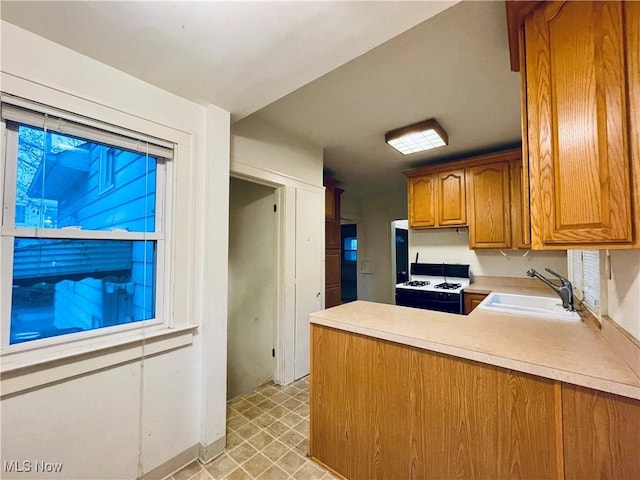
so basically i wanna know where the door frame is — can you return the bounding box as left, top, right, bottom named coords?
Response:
left=390, top=219, right=409, bottom=301
left=230, top=165, right=324, bottom=386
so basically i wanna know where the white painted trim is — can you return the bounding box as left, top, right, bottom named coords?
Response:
left=198, top=436, right=226, bottom=465
left=1, top=326, right=196, bottom=397
left=140, top=443, right=200, bottom=480
left=1, top=72, right=194, bottom=144
left=231, top=159, right=323, bottom=194
left=280, top=186, right=298, bottom=385
left=274, top=187, right=286, bottom=385
left=230, top=163, right=321, bottom=386
left=390, top=220, right=398, bottom=302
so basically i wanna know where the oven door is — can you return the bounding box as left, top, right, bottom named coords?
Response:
left=395, top=288, right=462, bottom=314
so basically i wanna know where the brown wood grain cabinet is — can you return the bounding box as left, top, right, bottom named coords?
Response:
left=407, top=170, right=465, bottom=229
left=463, top=292, right=488, bottom=314
left=405, top=149, right=528, bottom=249
left=324, top=177, right=343, bottom=308
left=437, top=169, right=466, bottom=226
left=310, top=324, right=560, bottom=479
left=510, top=0, right=640, bottom=249
left=562, top=384, right=640, bottom=479
left=408, top=174, right=436, bottom=228
left=310, top=323, right=640, bottom=479
left=466, top=161, right=511, bottom=248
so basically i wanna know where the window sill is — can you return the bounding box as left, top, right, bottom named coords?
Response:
left=1, top=325, right=197, bottom=397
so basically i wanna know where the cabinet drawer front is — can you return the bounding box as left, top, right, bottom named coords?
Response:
left=526, top=1, right=633, bottom=245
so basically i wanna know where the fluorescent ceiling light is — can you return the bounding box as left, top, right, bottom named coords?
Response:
left=385, top=118, right=448, bottom=155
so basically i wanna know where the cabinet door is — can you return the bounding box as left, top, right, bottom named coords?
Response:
left=408, top=175, right=436, bottom=228
left=311, top=325, right=560, bottom=480
left=525, top=1, right=633, bottom=247
left=324, top=186, right=335, bottom=221
left=467, top=162, right=511, bottom=248
left=438, top=169, right=466, bottom=226
left=463, top=292, right=488, bottom=314
left=510, top=159, right=531, bottom=249
left=562, top=384, right=640, bottom=479
left=627, top=1, right=640, bottom=248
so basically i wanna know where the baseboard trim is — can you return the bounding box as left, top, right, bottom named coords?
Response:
left=140, top=444, right=199, bottom=480
left=199, top=436, right=226, bottom=465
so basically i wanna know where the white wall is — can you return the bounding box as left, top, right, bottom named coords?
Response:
left=409, top=229, right=568, bottom=279
left=231, top=114, right=323, bottom=186
left=227, top=178, right=277, bottom=399
left=1, top=21, right=230, bottom=478
left=607, top=249, right=640, bottom=340
left=352, top=188, right=407, bottom=304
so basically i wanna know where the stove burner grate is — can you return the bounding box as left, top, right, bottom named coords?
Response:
left=434, top=282, right=462, bottom=290
left=404, top=280, right=430, bottom=287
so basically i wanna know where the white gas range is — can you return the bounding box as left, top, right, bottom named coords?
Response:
left=395, top=263, right=471, bottom=314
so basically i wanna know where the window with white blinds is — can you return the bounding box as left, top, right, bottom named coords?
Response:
left=571, top=250, right=601, bottom=316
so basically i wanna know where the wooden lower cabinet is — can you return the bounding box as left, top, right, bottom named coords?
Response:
left=310, top=324, right=640, bottom=479
left=562, top=384, right=640, bottom=479
left=310, top=325, right=560, bottom=479
left=464, top=292, right=488, bottom=314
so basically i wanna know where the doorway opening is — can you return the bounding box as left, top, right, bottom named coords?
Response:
left=227, top=177, right=277, bottom=400
left=391, top=220, right=409, bottom=296
left=341, top=224, right=357, bottom=303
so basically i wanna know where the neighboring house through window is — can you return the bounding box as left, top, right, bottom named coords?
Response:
left=98, top=147, right=116, bottom=194
left=1, top=101, right=172, bottom=347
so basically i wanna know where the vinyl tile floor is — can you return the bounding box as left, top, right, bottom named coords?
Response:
left=168, top=376, right=336, bottom=480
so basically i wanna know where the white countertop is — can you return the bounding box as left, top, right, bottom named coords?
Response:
left=309, top=300, right=640, bottom=400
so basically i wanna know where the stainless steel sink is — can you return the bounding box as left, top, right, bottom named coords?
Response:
left=478, top=292, right=581, bottom=321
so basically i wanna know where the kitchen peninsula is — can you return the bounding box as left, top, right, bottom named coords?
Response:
left=309, top=301, right=640, bottom=480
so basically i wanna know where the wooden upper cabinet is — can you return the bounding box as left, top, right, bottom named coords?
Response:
left=467, top=162, right=511, bottom=249
left=438, top=169, right=466, bottom=226
left=324, top=177, right=342, bottom=221
left=408, top=174, right=436, bottom=228
left=407, top=169, right=466, bottom=229
left=520, top=0, right=639, bottom=248
left=405, top=149, right=526, bottom=247
left=324, top=177, right=343, bottom=308
left=511, top=159, right=531, bottom=249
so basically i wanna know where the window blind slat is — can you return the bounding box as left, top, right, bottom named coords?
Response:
left=582, top=250, right=600, bottom=313
left=1, top=98, right=174, bottom=159
left=572, top=250, right=583, bottom=293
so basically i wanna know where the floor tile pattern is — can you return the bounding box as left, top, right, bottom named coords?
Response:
left=167, top=377, right=335, bottom=480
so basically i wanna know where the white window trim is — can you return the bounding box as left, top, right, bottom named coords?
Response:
left=569, top=249, right=608, bottom=323
left=0, top=95, right=194, bottom=396
left=1, top=325, right=197, bottom=397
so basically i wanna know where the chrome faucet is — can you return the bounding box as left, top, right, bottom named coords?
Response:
left=526, top=267, right=575, bottom=311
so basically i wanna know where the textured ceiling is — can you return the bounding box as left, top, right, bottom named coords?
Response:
left=245, top=1, right=522, bottom=199
left=1, top=1, right=522, bottom=200
left=1, top=1, right=455, bottom=119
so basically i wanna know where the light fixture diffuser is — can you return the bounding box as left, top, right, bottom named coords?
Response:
left=385, top=118, right=448, bottom=155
